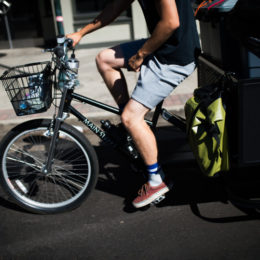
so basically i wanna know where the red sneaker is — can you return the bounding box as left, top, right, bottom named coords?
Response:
left=132, top=182, right=171, bottom=208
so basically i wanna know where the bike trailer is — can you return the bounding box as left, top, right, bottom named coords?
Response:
left=184, top=83, right=229, bottom=177
left=193, top=0, right=260, bottom=79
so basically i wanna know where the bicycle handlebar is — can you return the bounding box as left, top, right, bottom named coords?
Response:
left=44, top=36, right=80, bottom=89
left=44, top=36, right=74, bottom=58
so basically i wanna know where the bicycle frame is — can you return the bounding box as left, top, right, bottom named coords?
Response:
left=64, top=89, right=186, bottom=139
left=43, top=83, right=186, bottom=173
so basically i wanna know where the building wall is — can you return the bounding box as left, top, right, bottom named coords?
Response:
left=59, top=0, right=148, bottom=48
left=0, top=0, right=56, bottom=49
left=0, top=0, right=148, bottom=49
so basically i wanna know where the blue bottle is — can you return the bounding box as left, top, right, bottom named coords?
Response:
left=19, top=101, right=27, bottom=110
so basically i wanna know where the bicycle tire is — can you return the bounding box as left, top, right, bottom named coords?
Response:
left=0, top=119, right=99, bottom=214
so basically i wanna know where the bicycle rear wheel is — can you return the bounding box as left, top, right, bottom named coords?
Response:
left=0, top=119, right=99, bottom=214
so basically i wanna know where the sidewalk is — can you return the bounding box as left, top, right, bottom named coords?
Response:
left=0, top=46, right=197, bottom=125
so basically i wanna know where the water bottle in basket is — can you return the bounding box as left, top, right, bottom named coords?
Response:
left=19, top=100, right=28, bottom=110
left=26, top=73, right=45, bottom=110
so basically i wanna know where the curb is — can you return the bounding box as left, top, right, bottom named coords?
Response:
left=0, top=92, right=191, bottom=125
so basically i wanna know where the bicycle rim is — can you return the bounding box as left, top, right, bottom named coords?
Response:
left=1, top=126, right=92, bottom=211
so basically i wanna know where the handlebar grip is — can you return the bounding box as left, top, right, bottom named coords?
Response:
left=66, top=38, right=74, bottom=49
left=45, top=37, right=74, bottom=58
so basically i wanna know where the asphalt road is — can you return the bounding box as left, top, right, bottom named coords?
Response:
left=0, top=119, right=259, bottom=259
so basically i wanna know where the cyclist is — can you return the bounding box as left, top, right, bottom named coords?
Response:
left=67, top=0, right=200, bottom=208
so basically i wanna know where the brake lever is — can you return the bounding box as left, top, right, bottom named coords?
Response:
left=43, top=48, right=54, bottom=53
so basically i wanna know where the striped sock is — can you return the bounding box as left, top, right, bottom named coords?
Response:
left=147, top=162, right=164, bottom=187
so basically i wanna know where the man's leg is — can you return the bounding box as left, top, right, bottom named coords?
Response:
left=121, top=99, right=170, bottom=208
left=95, top=46, right=129, bottom=107
left=95, top=39, right=147, bottom=108
left=121, top=99, right=157, bottom=165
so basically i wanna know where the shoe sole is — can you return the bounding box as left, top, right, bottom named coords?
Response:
left=132, top=186, right=170, bottom=208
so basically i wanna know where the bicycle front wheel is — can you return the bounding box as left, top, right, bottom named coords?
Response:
left=0, top=119, right=99, bottom=214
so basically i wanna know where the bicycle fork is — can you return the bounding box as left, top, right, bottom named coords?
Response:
left=42, top=88, right=70, bottom=174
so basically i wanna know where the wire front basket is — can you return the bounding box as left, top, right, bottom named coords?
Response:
left=0, top=61, right=54, bottom=116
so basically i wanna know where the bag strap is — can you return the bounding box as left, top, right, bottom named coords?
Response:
left=194, top=0, right=212, bottom=16
left=194, top=0, right=228, bottom=18
left=186, top=89, right=222, bottom=151
left=194, top=0, right=213, bottom=17
left=207, top=0, right=226, bottom=11
left=203, top=121, right=221, bottom=149
left=186, top=95, right=212, bottom=135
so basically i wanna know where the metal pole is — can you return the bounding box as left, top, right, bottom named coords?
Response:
left=50, top=0, right=58, bottom=36
left=3, top=14, right=12, bottom=48
left=0, top=0, right=12, bottom=48
left=54, top=0, right=65, bottom=35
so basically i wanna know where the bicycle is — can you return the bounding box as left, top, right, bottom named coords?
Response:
left=0, top=36, right=186, bottom=214
left=0, top=36, right=259, bottom=215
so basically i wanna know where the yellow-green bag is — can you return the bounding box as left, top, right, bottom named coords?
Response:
left=184, top=85, right=230, bottom=177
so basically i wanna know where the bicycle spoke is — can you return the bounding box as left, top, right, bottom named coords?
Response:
left=9, top=143, right=45, bottom=166
left=53, top=171, right=82, bottom=191
left=54, top=147, right=88, bottom=165
left=53, top=164, right=88, bottom=178
left=6, top=156, right=42, bottom=171
left=50, top=173, right=68, bottom=203
left=49, top=174, right=79, bottom=195
left=53, top=169, right=86, bottom=188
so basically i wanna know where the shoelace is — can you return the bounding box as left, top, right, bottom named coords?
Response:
left=138, top=183, right=149, bottom=196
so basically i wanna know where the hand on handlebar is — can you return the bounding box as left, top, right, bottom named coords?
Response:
left=66, top=32, right=82, bottom=47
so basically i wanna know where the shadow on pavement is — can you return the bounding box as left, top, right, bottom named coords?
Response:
left=0, top=62, right=11, bottom=70
left=94, top=125, right=260, bottom=220
left=0, top=53, right=7, bottom=58
left=0, top=125, right=259, bottom=220
left=0, top=195, right=29, bottom=214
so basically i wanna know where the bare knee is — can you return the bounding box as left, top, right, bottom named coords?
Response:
left=121, top=108, right=143, bottom=131
left=121, top=100, right=148, bottom=130
left=121, top=109, right=132, bottom=130
left=95, top=49, right=111, bottom=74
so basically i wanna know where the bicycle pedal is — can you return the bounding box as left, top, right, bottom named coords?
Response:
left=151, top=195, right=166, bottom=205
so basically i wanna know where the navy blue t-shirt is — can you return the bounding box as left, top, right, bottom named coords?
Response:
left=138, top=0, right=200, bottom=65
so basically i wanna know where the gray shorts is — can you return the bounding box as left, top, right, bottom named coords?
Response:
left=120, top=39, right=196, bottom=109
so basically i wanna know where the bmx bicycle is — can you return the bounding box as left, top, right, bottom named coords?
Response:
left=0, top=36, right=259, bottom=214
